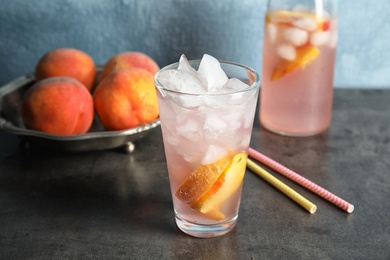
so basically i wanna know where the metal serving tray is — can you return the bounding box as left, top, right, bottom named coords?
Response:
left=0, top=73, right=160, bottom=153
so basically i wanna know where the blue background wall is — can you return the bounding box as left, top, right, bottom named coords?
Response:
left=0, top=0, right=389, bottom=88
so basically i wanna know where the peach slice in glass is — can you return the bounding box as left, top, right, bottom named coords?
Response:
left=175, top=154, right=232, bottom=207
left=198, top=153, right=247, bottom=216
left=272, top=45, right=320, bottom=81
left=204, top=208, right=226, bottom=220
left=175, top=152, right=247, bottom=220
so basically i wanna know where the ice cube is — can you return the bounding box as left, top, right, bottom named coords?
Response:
left=292, top=17, right=317, bottom=31
left=283, top=27, right=309, bottom=47
left=201, top=145, right=228, bottom=165
left=197, top=54, right=229, bottom=92
left=223, top=78, right=248, bottom=93
left=200, top=97, right=224, bottom=109
left=178, top=54, right=197, bottom=77
left=183, top=152, right=201, bottom=164
left=266, top=22, right=278, bottom=43
left=157, top=69, right=206, bottom=94
left=224, top=111, right=243, bottom=131
left=177, top=94, right=208, bottom=108
left=157, top=69, right=208, bottom=108
left=277, top=43, right=296, bottom=61
left=176, top=118, right=201, bottom=141
left=310, top=31, right=330, bottom=46
left=203, top=115, right=228, bottom=134
left=212, top=78, right=252, bottom=105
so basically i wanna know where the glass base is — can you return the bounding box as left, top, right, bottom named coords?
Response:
left=261, top=121, right=329, bottom=137
left=175, top=213, right=238, bottom=238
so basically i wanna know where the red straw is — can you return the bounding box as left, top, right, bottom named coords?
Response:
left=248, top=147, right=354, bottom=213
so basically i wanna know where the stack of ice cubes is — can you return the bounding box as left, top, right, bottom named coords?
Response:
left=157, top=54, right=249, bottom=96
left=157, top=54, right=256, bottom=165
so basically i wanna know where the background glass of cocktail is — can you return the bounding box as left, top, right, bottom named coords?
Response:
left=155, top=59, right=260, bottom=238
left=260, top=0, right=338, bottom=136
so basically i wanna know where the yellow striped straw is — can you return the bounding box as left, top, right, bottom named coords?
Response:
left=247, top=158, right=317, bottom=214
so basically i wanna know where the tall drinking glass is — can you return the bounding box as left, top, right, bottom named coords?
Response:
left=155, top=60, right=260, bottom=238
left=260, top=0, right=338, bottom=136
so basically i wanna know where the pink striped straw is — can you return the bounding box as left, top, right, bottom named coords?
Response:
left=248, top=147, right=354, bottom=213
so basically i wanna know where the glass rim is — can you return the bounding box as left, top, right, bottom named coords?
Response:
left=266, top=0, right=338, bottom=17
left=154, top=59, right=260, bottom=97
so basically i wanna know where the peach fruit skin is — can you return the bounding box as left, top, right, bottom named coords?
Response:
left=35, top=48, right=97, bottom=92
left=21, top=77, right=94, bottom=136
left=99, top=51, right=160, bottom=83
left=94, top=68, right=159, bottom=131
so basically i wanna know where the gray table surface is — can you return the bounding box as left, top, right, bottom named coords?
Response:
left=0, top=89, right=389, bottom=260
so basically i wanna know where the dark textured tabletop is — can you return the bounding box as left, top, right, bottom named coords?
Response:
left=1, top=89, right=389, bottom=259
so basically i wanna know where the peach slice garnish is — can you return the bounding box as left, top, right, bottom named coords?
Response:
left=204, top=208, right=225, bottom=220
left=198, top=153, right=247, bottom=216
left=175, top=154, right=232, bottom=207
left=272, top=45, right=320, bottom=81
left=175, top=152, right=247, bottom=220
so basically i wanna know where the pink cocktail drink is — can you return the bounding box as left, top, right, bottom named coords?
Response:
left=155, top=55, right=260, bottom=237
left=260, top=5, right=338, bottom=136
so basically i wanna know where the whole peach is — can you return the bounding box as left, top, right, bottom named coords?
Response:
left=99, top=51, right=159, bottom=83
left=35, top=48, right=97, bottom=92
left=94, top=68, right=159, bottom=131
left=22, top=77, right=94, bottom=135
